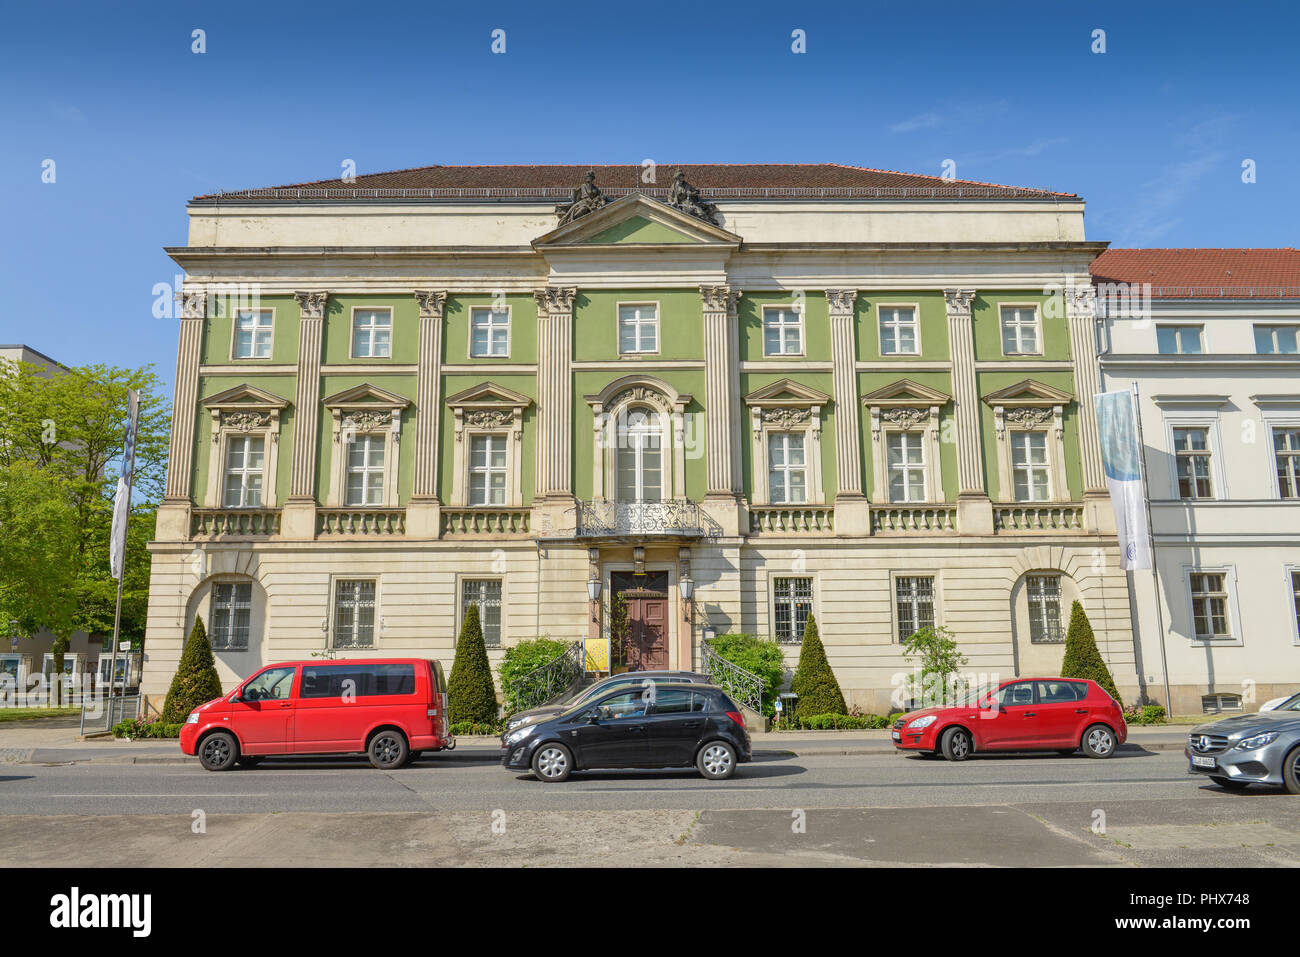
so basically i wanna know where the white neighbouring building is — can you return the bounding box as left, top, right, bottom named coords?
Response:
left=1093, top=248, right=1300, bottom=715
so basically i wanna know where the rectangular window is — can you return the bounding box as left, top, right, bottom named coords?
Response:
left=895, top=576, right=936, bottom=642
left=1010, top=431, right=1051, bottom=502
left=767, top=433, right=807, bottom=504
left=1292, top=571, right=1300, bottom=641
left=210, top=582, right=252, bottom=651
left=1253, top=325, right=1299, bottom=355
left=878, top=306, right=919, bottom=355
left=468, top=434, right=508, bottom=506
left=333, top=580, right=376, bottom=648
left=1026, top=575, right=1063, bottom=644
left=763, top=306, right=803, bottom=356
left=222, top=435, right=265, bottom=508
left=1000, top=306, right=1041, bottom=355
left=1190, top=572, right=1231, bottom=640
left=1274, top=427, right=1300, bottom=498
left=773, top=577, right=812, bottom=644
left=470, top=307, right=510, bottom=357
left=352, top=308, right=392, bottom=358
left=345, top=435, right=385, bottom=506
left=1173, top=427, right=1213, bottom=499
left=1156, top=325, right=1203, bottom=355
left=887, top=432, right=926, bottom=502
left=618, top=303, right=658, bottom=354
left=462, top=579, right=502, bottom=648
left=233, top=309, right=273, bottom=358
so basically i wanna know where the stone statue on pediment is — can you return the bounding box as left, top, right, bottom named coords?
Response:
left=665, top=169, right=720, bottom=225
left=555, top=169, right=610, bottom=224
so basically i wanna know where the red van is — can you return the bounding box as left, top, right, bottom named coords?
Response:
left=179, top=658, right=451, bottom=771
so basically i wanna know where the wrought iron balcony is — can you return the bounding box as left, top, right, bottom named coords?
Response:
left=574, top=499, right=705, bottom=538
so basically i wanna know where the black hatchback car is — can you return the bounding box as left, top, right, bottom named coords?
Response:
left=501, top=682, right=752, bottom=782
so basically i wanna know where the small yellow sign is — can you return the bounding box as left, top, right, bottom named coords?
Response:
left=585, top=638, right=609, bottom=671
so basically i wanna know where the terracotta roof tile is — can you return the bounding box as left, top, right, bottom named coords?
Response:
left=1091, top=248, right=1300, bottom=298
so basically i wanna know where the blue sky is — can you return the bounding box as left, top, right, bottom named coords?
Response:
left=1, top=0, right=1297, bottom=395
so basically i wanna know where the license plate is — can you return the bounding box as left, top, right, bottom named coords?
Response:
left=1192, top=755, right=1216, bottom=769
left=891, top=731, right=901, bottom=741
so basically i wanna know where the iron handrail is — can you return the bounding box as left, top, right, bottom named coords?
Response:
left=506, top=641, right=584, bottom=714
left=701, top=642, right=765, bottom=714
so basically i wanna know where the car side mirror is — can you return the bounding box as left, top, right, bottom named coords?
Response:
left=587, top=710, right=601, bottom=724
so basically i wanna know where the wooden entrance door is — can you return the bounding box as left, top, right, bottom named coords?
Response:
left=612, top=572, right=670, bottom=672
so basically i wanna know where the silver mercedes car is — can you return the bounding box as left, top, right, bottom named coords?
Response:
left=1186, top=692, right=1300, bottom=793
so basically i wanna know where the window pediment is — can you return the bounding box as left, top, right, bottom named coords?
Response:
left=862, top=378, right=951, bottom=408
left=322, top=383, right=411, bottom=411
left=981, top=378, right=1073, bottom=407
left=743, top=378, right=832, bottom=408
left=203, top=383, right=291, bottom=412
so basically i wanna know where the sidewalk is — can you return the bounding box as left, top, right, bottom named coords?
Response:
left=0, top=719, right=1190, bottom=765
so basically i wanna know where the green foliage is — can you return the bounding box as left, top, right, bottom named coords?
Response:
left=1060, top=601, right=1123, bottom=706
left=449, top=719, right=506, bottom=736
left=160, top=617, right=224, bottom=723
left=0, top=461, right=80, bottom=650
left=609, top=591, right=630, bottom=668
left=1123, top=703, right=1166, bottom=725
left=113, top=718, right=184, bottom=739
left=781, top=713, right=892, bottom=730
left=707, top=633, right=786, bottom=717
left=499, top=636, right=572, bottom=710
left=901, top=626, right=970, bottom=707
left=791, top=615, right=847, bottom=719
left=448, top=604, right=498, bottom=724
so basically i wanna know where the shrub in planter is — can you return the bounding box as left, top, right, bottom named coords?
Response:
left=499, top=636, right=573, bottom=713
left=1123, top=703, right=1167, bottom=725
left=1060, top=601, right=1123, bottom=706
left=448, top=604, right=498, bottom=724
left=791, top=615, right=847, bottom=719
left=160, top=617, right=223, bottom=724
left=449, top=719, right=506, bottom=736
left=112, top=719, right=183, bottom=739
left=707, top=633, right=785, bottom=717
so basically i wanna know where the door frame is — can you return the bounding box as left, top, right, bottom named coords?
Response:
left=602, top=562, right=680, bottom=672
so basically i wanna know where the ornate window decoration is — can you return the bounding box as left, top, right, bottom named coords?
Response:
left=862, top=379, right=950, bottom=504
left=201, top=383, right=290, bottom=508
left=585, top=375, right=691, bottom=503
left=323, top=383, right=411, bottom=508
left=983, top=379, right=1073, bottom=503
left=743, top=379, right=829, bottom=506
left=446, top=382, right=531, bottom=507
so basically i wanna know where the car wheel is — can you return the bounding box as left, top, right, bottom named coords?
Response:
left=1081, top=724, right=1117, bottom=758
left=235, top=755, right=263, bottom=768
left=697, top=741, right=737, bottom=780
left=532, top=743, right=573, bottom=783
left=940, top=727, right=972, bottom=761
left=198, top=731, right=238, bottom=771
left=1282, top=745, right=1300, bottom=796
left=367, top=729, right=409, bottom=770
left=1210, top=776, right=1250, bottom=791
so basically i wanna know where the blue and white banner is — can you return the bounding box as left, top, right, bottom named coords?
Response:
left=1094, top=389, right=1151, bottom=570
left=109, top=389, right=140, bottom=581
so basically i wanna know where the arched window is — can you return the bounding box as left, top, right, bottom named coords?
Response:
left=616, top=408, right=664, bottom=502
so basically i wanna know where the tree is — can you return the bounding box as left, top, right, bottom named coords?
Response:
left=160, top=617, right=223, bottom=722
left=447, top=604, right=497, bottom=724
left=1060, top=601, right=1122, bottom=705
left=790, top=615, right=846, bottom=718
left=901, top=625, right=969, bottom=708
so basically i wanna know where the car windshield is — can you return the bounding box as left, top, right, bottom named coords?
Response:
left=1276, top=693, right=1300, bottom=712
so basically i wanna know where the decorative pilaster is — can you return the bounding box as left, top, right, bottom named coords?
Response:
left=944, top=288, right=992, bottom=534
left=1066, top=281, right=1113, bottom=534
left=701, top=285, right=742, bottom=499
left=156, top=289, right=207, bottom=541
left=826, top=289, right=869, bottom=535
left=282, top=290, right=328, bottom=539
left=411, top=291, right=447, bottom=500
left=532, top=286, right=576, bottom=509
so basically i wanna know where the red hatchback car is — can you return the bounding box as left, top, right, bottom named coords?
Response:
left=180, top=658, right=450, bottom=771
left=892, top=677, right=1127, bottom=761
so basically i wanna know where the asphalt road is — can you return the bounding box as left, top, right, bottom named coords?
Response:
left=4, top=748, right=1299, bottom=866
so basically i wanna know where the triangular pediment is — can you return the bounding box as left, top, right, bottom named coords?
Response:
left=744, top=378, right=832, bottom=407
left=862, top=378, right=951, bottom=406
left=202, top=383, right=290, bottom=410
left=982, top=378, right=1074, bottom=406
left=445, top=381, right=533, bottom=409
left=322, top=383, right=411, bottom=409
left=532, top=193, right=742, bottom=248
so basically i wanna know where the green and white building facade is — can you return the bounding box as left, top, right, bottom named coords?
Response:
left=142, top=164, right=1139, bottom=714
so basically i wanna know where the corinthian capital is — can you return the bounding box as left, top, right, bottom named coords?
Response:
left=294, top=290, right=329, bottom=321
left=943, top=288, right=977, bottom=316
left=414, top=290, right=448, bottom=320
left=1067, top=282, right=1098, bottom=319
left=699, top=284, right=739, bottom=313
left=533, top=286, right=577, bottom=315
left=177, top=289, right=208, bottom=320
left=825, top=289, right=858, bottom=317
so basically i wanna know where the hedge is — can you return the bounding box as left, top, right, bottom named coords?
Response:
left=706, top=633, right=785, bottom=717
left=113, top=719, right=184, bottom=739
left=499, top=636, right=573, bottom=712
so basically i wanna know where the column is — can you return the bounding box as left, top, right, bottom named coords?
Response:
left=944, top=288, right=993, bottom=534
left=700, top=286, right=744, bottom=536
left=156, top=289, right=206, bottom=541
left=826, top=289, right=869, bottom=535
left=532, top=287, right=576, bottom=531
left=1067, top=281, right=1113, bottom=532
left=282, top=290, right=328, bottom=539
left=408, top=290, right=447, bottom=538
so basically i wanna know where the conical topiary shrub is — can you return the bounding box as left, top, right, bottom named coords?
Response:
left=160, top=617, right=224, bottom=722
left=790, top=614, right=846, bottom=719
left=1060, top=600, right=1122, bottom=705
left=448, top=604, right=497, bottom=724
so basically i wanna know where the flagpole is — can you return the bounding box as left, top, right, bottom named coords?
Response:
left=1131, top=382, right=1173, bottom=713
left=106, top=389, right=139, bottom=728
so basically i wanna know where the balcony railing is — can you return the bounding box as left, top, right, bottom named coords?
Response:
left=748, top=505, right=835, bottom=534
left=191, top=508, right=281, bottom=539
left=872, top=505, right=958, bottom=533
left=441, top=507, right=531, bottom=537
left=316, top=508, right=406, bottom=536
left=574, top=499, right=703, bottom=538
left=994, top=505, right=1084, bottom=532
